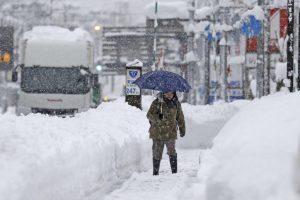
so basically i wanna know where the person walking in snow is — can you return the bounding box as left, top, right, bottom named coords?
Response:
left=147, top=91, right=185, bottom=176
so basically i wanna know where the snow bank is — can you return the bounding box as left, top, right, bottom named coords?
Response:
left=198, top=92, right=300, bottom=200
left=295, top=146, right=300, bottom=194
left=0, top=99, right=151, bottom=200
left=0, top=94, right=250, bottom=200
left=142, top=95, right=249, bottom=149
left=178, top=100, right=250, bottom=149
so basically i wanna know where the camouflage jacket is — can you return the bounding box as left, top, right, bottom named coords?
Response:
left=147, top=97, right=185, bottom=140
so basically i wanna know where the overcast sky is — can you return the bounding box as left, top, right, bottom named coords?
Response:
left=72, top=0, right=186, bottom=25
left=74, top=0, right=178, bottom=12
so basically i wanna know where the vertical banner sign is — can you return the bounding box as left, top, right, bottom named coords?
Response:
left=0, top=27, right=13, bottom=71
left=287, top=0, right=294, bottom=92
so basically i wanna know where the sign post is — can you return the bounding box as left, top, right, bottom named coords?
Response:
left=125, top=59, right=143, bottom=109
left=287, top=0, right=294, bottom=92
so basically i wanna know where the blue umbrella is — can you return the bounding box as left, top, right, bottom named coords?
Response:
left=133, top=70, right=191, bottom=92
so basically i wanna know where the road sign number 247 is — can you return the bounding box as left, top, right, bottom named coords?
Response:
left=126, top=86, right=140, bottom=95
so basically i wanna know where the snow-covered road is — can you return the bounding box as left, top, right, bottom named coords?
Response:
left=104, top=149, right=201, bottom=200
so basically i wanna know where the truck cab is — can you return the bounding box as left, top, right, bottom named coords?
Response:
left=15, top=26, right=95, bottom=116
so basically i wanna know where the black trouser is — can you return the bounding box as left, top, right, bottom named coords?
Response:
left=152, top=139, right=177, bottom=175
left=152, top=139, right=177, bottom=160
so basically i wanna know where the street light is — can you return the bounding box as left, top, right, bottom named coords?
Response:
left=93, top=24, right=102, bottom=62
left=94, top=25, right=101, bottom=31
left=96, top=64, right=102, bottom=71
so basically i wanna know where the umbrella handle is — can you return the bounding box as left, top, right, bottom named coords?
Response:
left=160, top=92, right=163, bottom=115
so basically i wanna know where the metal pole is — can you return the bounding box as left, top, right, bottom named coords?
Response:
left=256, top=0, right=265, bottom=98
left=204, top=37, right=210, bottom=104
left=186, top=0, right=196, bottom=105
left=1, top=71, right=7, bottom=114
left=287, top=0, right=294, bottom=92
left=220, top=38, right=228, bottom=102
left=153, top=1, right=158, bottom=71
left=298, top=6, right=300, bottom=91
left=50, top=0, right=53, bottom=24
left=264, top=8, right=271, bottom=95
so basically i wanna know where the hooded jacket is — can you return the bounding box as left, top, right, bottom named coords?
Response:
left=147, top=94, right=185, bottom=140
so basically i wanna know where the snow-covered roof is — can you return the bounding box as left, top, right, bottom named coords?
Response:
left=126, top=59, right=143, bottom=67
left=273, top=0, right=287, bottom=7
left=22, top=27, right=94, bottom=67
left=145, top=1, right=212, bottom=20
left=195, top=21, right=211, bottom=32
left=145, top=1, right=188, bottom=19
left=242, top=5, right=265, bottom=21
left=104, top=32, right=145, bottom=38
left=23, top=26, right=93, bottom=43
left=195, top=7, right=215, bottom=20
left=215, top=23, right=233, bottom=32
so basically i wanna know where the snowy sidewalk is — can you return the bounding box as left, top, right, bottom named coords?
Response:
left=104, top=149, right=201, bottom=200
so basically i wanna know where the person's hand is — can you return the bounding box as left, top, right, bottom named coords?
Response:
left=159, top=113, right=164, bottom=120
left=180, top=132, right=185, bottom=137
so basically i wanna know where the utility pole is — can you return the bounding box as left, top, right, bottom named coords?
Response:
left=153, top=1, right=158, bottom=71
left=220, top=35, right=229, bottom=102
left=204, top=34, right=211, bottom=105
left=50, top=0, right=53, bottom=24
left=186, top=0, right=196, bottom=105
left=256, top=0, right=265, bottom=98
left=264, top=5, right=271, bottom=95
left=298, top=5, right=300, bottom=91
left=287, top=0, right=294, bottom=92
left=219, top=6, right=230, bottom=102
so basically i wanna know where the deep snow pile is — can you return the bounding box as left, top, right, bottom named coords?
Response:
left=192, top=91, right=300, bottom=200
left=0, top=99, right=151, bottom=200
left=0, top=95, right=248, bottom=200
left=178, top=100, right=249, bottom=149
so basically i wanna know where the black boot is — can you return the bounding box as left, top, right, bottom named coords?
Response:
left=169, top=155, right=177, bottom=174
left=153, top=158, right=161, bottom=176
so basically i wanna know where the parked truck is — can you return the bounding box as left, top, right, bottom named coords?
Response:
left=13, top=26, right=98, bottom=116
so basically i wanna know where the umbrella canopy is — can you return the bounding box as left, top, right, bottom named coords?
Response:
left=133, top=70, right=191, bottom=92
